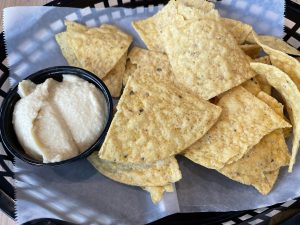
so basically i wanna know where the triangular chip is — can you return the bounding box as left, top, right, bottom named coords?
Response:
left=161, top=18, right=256, bottom=100
left=257, top=91, right=292, bottom=139
left=102, top=52, right=127, bottom=97
left=88, top=152, right=181, bottom=186
left=221, top=91, right=290, bottom=170
left=183, top=86, right=291, bottom=170
left=221, top=167, right=279, bottom=195
left=55, top=32, right=82, bottom=67
left=128, top=47, right=171, bottom=76
left=67, top=24, right=132, bottom=78
left=176, top=0, right=218, bottom=20
left=264, top=170, right=280, bottom=192
left=208, top=89, right=286, bottom=196
left=132, top=0, right=178, bottom=52
left=205, top=90, right=289, bottom=195
left=143, top=184, right=174, bottom=204
left=252, top=57, right=272, bottom=95
left=251, top=62, right=300, bottom=172
left=249, top=35, right=300, bottom=56
left=56, top=20, right=88, bottom=67
left=132, top=0, right=217, bottom=52
left=132, top=17, right=163, bottom=51
left=257, top=91, right=284, bottom=114
left=123, top=59, right=137, bottom=86
left=257, top=92, right=283, bottom=115
left=240, top=44, right=261, bottom=59
left=221, top=18, right=252, bottom=44
left=220, top=129, right=289, bottom=174
left=245, top=31, right=256, bottom=43
left=123, top=47, right=173, bottom=86
left=242, top=78, right=261, bottom=95
left=99, top=73, right=222, bottom=163
left=254, top=74, right=272, bottom=95
left=252, top=32, right=300, bottom=90
left=65, top=20, right=88, bottom=32
left=56, top=22, right=128, bottom=97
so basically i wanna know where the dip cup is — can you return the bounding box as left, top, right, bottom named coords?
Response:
left=0, top=66, right=113, bottom=166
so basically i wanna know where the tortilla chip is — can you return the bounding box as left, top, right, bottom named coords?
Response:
left=65, top=20, right=88, bottom=32
left=176, top=0, right=219, bottom=20
left=56, top=21, right=89, bottom=67
left=252, top=32, right=300, bottom=90
left=257, top=92, right=283, bottom=115
left=123, top=60, right=137, bottom=86
left=67, top=24, right=132, bottom=79
left=218, top=91, right=289, bottom=195
left=161, top=18, right=256, bottom=100
left=240, top=44, right=261, bottom=59
left=132, top=0, right=217, bottom=52
left=143, top=184, right=174, bottom=204
left=242, top=78, right=261, bottom=95
left=245, top=31, right=256, bottom=44
left=55, top=32, right=82, bottom=67
left=178, top=0, right=215, bottom=11
left=221, top=18, right=252, bottom=44
left=220, top=128, right=289, bottom=174
left=183, top=86, right=291, bottom=170
left=254, top=56, right=271, bottom=64
left=254, top=75, right=272, bottom=95
left=162, top=183, right=173, bottom=192
left=99, top=73, right=222, bottom=163
left=56, top=23, right=129, bottom=97
left=102, top=53, right=127, bottom=97
left=251, top=62, right=300, bottom=172
left=143, top=186, right=165, bottom=204
left=253, top=55, right=272, bottom=95
left=254, top=92, right=290, bottom=171
left=88, top=152, right=181, bottom=186
left=264, top=170, right=280, bottom=192
left=257, top=91, right=292, bottom=138
left=132, top=18, right=163, bottom=52
left=128, top=47, right=171, bottom=75
left=258, top=35, right=300, bottom=56
left=221, top=167, right=279, bottom=195
left=123, top=47, right=173, bottom=85
left=132, top=0, right=178, bottom=52
left=252, top=56, right=273, bottom=94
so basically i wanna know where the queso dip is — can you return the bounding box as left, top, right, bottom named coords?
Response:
left=13, top=75, right=107, bottom=163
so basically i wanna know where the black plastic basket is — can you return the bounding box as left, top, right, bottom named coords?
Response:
left=0, top=0, right=299, bottom=224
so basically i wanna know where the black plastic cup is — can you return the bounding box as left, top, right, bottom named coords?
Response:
left=0, top=66, right=113, bottom=166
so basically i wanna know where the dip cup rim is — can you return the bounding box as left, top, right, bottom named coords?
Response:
left=0, top=66, right=113, bottom=166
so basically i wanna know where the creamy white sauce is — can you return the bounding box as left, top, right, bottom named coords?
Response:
left=13, top=75, right=107, bottom=163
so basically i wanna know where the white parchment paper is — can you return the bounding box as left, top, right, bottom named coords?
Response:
left=3, top=1, right=298, bottom=224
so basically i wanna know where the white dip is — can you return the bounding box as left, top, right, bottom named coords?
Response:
left=13, top=75, right=107, bottom=163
